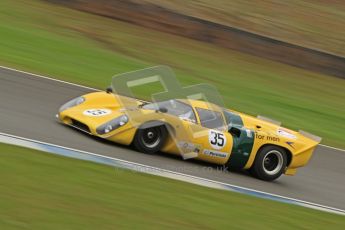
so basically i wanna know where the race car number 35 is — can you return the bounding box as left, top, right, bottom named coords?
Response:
left=83, top=109, right=111, bottom=117
left=209, top=130, right=226, bottom=150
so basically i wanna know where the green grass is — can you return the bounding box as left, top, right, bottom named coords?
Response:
left=0, top=143, right=344, bottom=229
left=0, top=0, right=344, bottom=148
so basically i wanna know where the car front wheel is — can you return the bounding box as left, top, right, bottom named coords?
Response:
left=133, top=125, right=167, bottom=154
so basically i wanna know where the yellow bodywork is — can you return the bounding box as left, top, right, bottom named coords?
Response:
left=58, top=92, right=320, bottom=175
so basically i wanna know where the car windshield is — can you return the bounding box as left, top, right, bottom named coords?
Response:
left=141, top=100, right=197, bottom=123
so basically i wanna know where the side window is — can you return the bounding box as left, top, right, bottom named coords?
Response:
left=196, top=108, right=224, bottom=129
left=223, top=110, right=243, bottom=127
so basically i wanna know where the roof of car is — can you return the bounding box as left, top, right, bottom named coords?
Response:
left=177, top=99, right=223, bottom=112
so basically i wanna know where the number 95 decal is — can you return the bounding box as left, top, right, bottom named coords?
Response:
left=83, top=109, right=111, bottom=117
left=209, top=130, right=226, bottom=150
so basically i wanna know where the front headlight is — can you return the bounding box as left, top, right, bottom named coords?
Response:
left=96, top=115, right=129, bottom=135
left=59, top=97, right=85, bottom=112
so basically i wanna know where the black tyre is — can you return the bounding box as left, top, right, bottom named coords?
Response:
left=250, top=145, right=287, bottom=181
left=133, top=125, right=168, bottom=154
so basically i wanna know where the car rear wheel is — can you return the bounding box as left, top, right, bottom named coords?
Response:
left=250, top=145, right=287, bottom=181
left=133, top=125, right=167, bottom=154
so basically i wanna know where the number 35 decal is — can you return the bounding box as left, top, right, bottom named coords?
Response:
left=209, top=130, right=226, bottom=150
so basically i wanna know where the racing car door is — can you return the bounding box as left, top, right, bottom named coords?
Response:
left=187, top=107, right=234, bottom=164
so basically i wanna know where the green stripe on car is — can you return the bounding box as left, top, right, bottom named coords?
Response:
left=224, top=111, right=255, bottom=169
left=227, top=129, right=255, bottom=169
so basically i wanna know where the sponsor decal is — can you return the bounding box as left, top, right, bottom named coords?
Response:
left=203, top=149, right=228, bottom=158
left=193, top=147, right=200, bottom=153
left=178, top=141, right=201, bottom=154
left=267, top=136, right=280, bottom=142
left=255, top=133, right=280, bottom=142
left=277, top=128, right=296, bottom=139
left=83, top=109, right=111, bottom=117
left=255, top=133, right=265, bottom=140
left=286, top=141, right=295, bottom=149
left=209, top=130, right=226, bottom=150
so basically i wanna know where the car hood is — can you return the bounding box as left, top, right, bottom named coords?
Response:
left=60, top=92, right=143, bottom=128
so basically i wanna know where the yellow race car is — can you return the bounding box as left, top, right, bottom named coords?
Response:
left=57, top=89, right=320, bottom=181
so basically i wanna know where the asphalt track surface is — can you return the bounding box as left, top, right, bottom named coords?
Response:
left=1, top=67, right=345, bottom=210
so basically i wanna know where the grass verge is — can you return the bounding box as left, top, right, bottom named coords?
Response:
left=0, top=143, right=344, bottom=229
left=0, top=0, right=344, bottom=148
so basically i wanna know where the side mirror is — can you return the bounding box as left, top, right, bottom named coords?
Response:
left=106, top=87, right=113, bottom=94
left=157, top=107, right=168, bottom=113
left=229, top=126, right=241, bottom=138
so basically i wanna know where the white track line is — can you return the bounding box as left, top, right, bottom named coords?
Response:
left=0, top=131, right=344, bottom=216
left=319, top=144, right=345, bottom=152
left=0, top=64, right=344, bottom=154
left=0, top=65, right=98, bottom=91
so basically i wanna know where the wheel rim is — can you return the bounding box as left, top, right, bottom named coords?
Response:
left=262, top=150, right=284, bottom=175
left=141, top=128, right=161, bottom=148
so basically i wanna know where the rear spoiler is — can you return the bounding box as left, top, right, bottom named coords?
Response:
left=299, top=130, right=322, bottom=143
